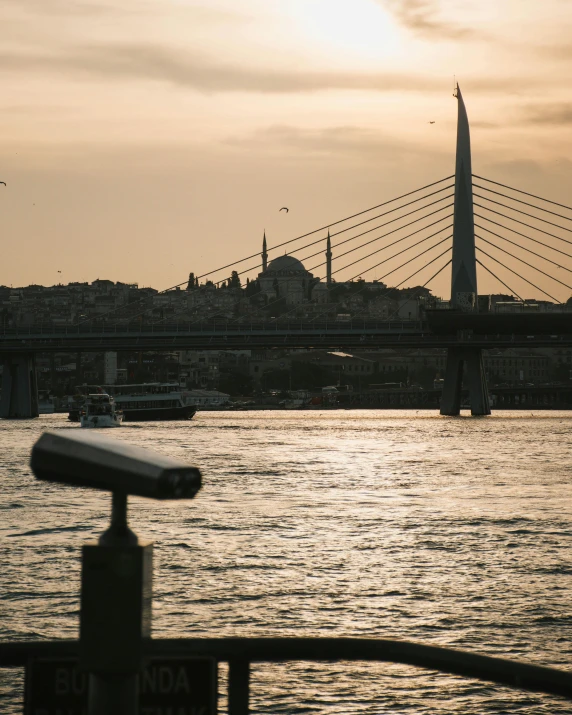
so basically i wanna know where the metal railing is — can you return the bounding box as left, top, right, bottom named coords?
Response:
left=0, top=319, right=427, bottom=336
left=1, top=636, right=572, bottom=713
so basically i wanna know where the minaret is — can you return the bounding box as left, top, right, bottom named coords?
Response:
left=262, top=231, right=268, bottom=272
left=326, top=230, right=332, bottom=286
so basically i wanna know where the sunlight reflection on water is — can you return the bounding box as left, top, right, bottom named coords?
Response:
left=1, top=411, right=571, bottom=713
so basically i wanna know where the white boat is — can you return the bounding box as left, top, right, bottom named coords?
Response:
left=80, top=393, right=123, bottom=428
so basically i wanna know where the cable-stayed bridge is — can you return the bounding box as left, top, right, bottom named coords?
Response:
left=2, top=86, right=572, bottom=417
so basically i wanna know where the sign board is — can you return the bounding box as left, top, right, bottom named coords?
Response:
left=25, top=656, right=217, bottom=715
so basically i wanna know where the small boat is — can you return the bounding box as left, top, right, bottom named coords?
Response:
left=80, top=393, right=123, bottom=428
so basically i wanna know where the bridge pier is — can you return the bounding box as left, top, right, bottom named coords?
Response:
left=0, top=353, right=39, bottom=419
left=440, top=347, right=490, bottom=416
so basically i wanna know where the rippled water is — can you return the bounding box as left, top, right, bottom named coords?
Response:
left=1, top=411, right=572, bottom=713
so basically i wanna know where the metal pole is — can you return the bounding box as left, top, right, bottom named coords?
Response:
left=80, top=491, right=152, bottom=715
left=88, top=673, right=139, bottom=715
left=228, top=659, right=250, bottom=715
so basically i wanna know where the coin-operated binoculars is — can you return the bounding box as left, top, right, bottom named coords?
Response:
left=30, top=431, right=202, bottom=715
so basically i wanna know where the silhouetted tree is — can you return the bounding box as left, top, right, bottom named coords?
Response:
left=229, top=271, right=242, bottom=289
left=245, top=279, right=260, bottom=297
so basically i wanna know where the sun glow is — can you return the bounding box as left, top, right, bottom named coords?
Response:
left=289, top=0, right=402, bottom=66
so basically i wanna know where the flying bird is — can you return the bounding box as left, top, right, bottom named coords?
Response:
left=279, top=207, right=289, bottom=213
left=428, top=121, right=435, bottom=124
left=0, top=181, right=6, bottom=186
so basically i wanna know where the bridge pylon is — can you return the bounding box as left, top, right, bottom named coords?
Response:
left=0, top=353, right=39, bottom=419
left=440, top=85, right=491, bottom=416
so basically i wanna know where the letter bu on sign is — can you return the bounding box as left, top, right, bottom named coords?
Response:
left=25, top=657, right=217, bottom=715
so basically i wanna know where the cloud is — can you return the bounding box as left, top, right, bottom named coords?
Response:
left=0, top=43, right=542, bottom=96
left=0, top=44, right=444, bottom=93
left=470, top=120, right=500, bottom=129
left=224, top=125, right=448, bottom=166
left=536, top=42, right=572, bottom=60
left=1, top=0, right=109, bottom=16
left=380, top=0, right=478, bottom=39
left=2, top=0, right=249, bottom=21
left=521, top=103, right=572, bottom=125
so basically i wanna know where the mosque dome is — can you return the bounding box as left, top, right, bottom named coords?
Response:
left=265, top=255, right=307, bottom=275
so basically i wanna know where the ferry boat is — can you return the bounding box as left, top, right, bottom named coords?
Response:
left=80, top=393, right=123, bottom=428
left=69, top=383, right=196, bottom=422
left=112, top=383, right=196, bottom=421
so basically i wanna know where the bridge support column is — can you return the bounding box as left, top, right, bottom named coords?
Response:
left=440, top=347, right=490, bottom=416
left=0, top=353, right=39, bottom=419
left=442, top=85, right=490, bottom=416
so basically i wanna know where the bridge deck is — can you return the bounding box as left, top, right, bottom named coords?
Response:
left=0, top=319, right=571, bottom=351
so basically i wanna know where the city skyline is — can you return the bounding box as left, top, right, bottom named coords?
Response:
left=2, top=0, right=572, bottom=298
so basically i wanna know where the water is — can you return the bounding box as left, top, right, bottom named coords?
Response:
left=1, top=411, right=572, bottom=713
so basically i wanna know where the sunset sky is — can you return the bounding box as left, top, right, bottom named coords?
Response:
left=2, top=0, right=572, bottom=300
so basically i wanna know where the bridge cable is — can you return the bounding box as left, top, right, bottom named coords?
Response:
left=384, top=258, right=452, bottom=321
left=151, top=213, right=453, bottom=326
left=149, top=233, right=452, bottom=328
left=210, top=186, right=453, bottom=290
left=86, top=186, right=454, bottom=327
left=476, top=235, right=572, bottom=292
left=473, top=183, right=572, bottom=224
left=305, top=242, right=452, bottom=324
left=348, top=243, right=452, bottom=297
left=346, top=257, right=453, bottom=323
left=385, top=258, right=452, bottom=322
left=476, top=258, right=524, bottom=302
left=303, top=197, right=452, bottom=265
left=314, top=245, right=453, bottom=323
left=313, top=185, right=453, bottom=245
left=473, top=193, right=572, bottom=235
left=148, top=212, right=452, bottom=326
left=155, top=224, right=453, bottom=327
left=255, top=235, right=452, bottom=326
left=476, top=246, right=560, bottom=303
left=474, top=219, right=572, bottom=264
left=186, top=175, right=455, bottom=281
left=473, top=203, right=572, bottom=248
left=247, top=230, right=451, bottom=328
left=222, top=197, right=454, bottom=289
left=473, top=174, right=572, bottom=214
left=475, top=225, right=572, bottom=275
left=320, top=225, right=451, bottom=277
